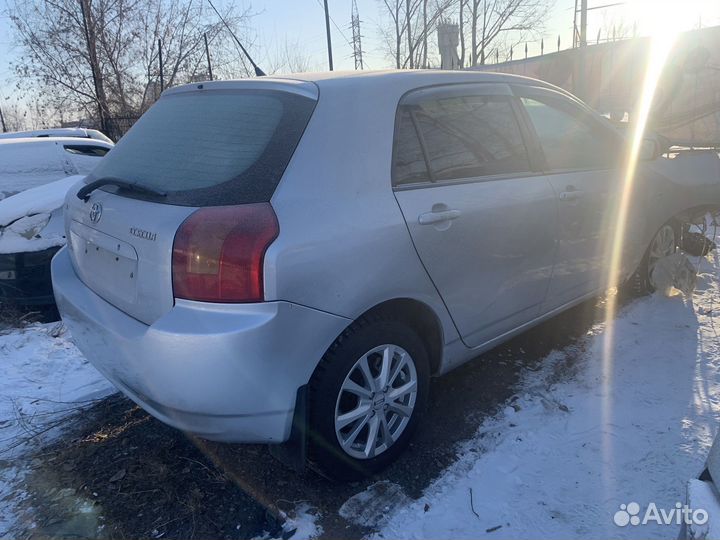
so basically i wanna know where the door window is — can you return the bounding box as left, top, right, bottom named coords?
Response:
left=521, top=97, right=620, bottom=171
left=392, top=94, right=531, bottom=185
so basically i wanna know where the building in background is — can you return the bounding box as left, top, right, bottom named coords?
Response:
left=438, top=22, right=461, bottom=70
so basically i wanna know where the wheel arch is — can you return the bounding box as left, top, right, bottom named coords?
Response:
left=347, top=298, right=445, bottom=376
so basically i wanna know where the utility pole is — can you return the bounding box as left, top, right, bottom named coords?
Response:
left=580, top=0, right=588, bottom=47
left=204, top=33, right=214, bottom=80
left=79, top=0, right=108, bottom=134
left=350, top=0, right=364, bottom=70
left=323, top=0, right=334, bottom=71
left=577, top=0, right=588, bottom=100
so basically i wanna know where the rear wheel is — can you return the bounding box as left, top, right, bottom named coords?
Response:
left=307, top=316, right=429, bottom=480
left=625, top=222, right=678, bottom=296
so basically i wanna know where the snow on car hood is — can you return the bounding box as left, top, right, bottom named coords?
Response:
left=0, top=175, right=83, bottom=254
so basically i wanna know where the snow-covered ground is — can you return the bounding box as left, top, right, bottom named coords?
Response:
left=0, top=323, right=112, bottom=536
left=2, top=235, right=720, bottom=539
left=375, top=253, right=720, bottom=539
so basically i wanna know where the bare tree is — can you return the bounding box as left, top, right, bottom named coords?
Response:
left=462, top=0, right=551, bottom=66
left=378, top=0, right=404, bottom=68
left=377, top=0, right=454, bottom=69
left=0, top=100, right=29, bottom=132
left=265, top=38, right=317, bottom=75
left=7, top=0, right=256, bottom=128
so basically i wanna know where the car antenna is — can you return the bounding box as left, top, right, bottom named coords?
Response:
left=206, top=0, right=266, bottom=77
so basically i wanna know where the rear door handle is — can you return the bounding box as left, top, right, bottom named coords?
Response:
left=559, top=190, right=584, bottom=201
left=418, top=209, right=461, bottom=225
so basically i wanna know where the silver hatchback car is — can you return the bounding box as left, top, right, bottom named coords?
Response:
left=52, top=70, right=720, bottom=479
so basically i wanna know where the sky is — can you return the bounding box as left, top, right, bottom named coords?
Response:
left=1, top=0, right=720, bottom=103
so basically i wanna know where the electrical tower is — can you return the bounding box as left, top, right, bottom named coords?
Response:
left=350, top=0, right=364, bottom=70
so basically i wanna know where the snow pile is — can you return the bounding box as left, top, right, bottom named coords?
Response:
left=254, top=502, right=323, bottom=540
left=0, top=175, right=81, bottom=254
left=279, top=503, right=323, bottom=540
left=376, top=256, right=720, bottom=539
left=0, top=175, right=80, bottom=228
left=0, top=323, right=112, bottom=535
left=340, top=481, right=411, bottom=529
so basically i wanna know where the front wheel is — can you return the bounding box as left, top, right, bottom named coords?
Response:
left=307, top=316, right=429, bottom=480
left=625, top=221, right=678, bottom=296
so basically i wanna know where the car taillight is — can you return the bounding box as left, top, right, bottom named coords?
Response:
left=172, top=203, right=279, bottom=303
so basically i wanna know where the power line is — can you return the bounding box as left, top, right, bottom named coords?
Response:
left=312, top=0, right=371, bottom=69
left=313, top=0, right=352, bottom=52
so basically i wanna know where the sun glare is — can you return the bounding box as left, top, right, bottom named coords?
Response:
left=625, top=0, right=717, bottom=37
left=600, top=22, right=678, bottom=500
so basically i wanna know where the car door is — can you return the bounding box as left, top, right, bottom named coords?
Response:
left=513, top=86, right=630, bottom=311
left=392, top=83, right=558, bottom=349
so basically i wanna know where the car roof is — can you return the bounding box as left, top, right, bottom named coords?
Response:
left=0, top=137, right=113, bottom=147
left=280, top=69, right=547, bottom=86
left=166, top=69, right=572, bottom=101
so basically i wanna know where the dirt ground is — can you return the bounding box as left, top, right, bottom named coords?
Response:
left=9, top=294, right=621, bottom=539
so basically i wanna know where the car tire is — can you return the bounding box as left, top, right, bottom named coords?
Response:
left=307, top=314, right=430, bottom=481
left=623, top=221, right=678, bottom=296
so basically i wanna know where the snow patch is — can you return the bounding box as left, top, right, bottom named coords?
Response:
left=0, top=323, right=113, bottom=536
left=340, top=481, right=411, bottom=528
left=376, top=252, right=720, bottom=539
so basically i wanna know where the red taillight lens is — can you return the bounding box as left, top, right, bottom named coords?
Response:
left=172, top=203, right=279, bottom=303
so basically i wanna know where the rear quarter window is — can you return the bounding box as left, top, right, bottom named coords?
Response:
left=88, top=89, right=316, bottom=206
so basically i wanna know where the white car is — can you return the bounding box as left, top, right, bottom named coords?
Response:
left=0, top=137, right=113, bottom=197
left=0, top=127, right=113, bottom=144
left=0, top=138, right=113, bottom=308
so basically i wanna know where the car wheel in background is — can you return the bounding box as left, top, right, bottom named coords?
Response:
left=625, top=221, right=678, bottom=296
left=307, top=315, right=429, bottom=481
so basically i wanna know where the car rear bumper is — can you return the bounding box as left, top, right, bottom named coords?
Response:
left=51, top=247, right=350, bottom=443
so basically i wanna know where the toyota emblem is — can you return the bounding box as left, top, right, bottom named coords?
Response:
left=89, top=202, right=103, bottom=224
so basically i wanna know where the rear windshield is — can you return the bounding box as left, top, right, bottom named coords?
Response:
left=88, top=89, right=316, bottom=206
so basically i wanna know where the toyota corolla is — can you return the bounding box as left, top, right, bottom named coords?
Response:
left=51, top=70, right=720, bottom=479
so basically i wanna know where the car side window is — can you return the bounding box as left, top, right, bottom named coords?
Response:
left=392, top=108, right=430, bottom=185
left=521, top=97, right=620, bottom=171
left=392, top=93, right=531, bottom=186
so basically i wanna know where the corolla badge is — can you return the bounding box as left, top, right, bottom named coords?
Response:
left=89, top=202, right=103, bottom=224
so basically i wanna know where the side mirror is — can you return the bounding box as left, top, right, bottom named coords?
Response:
left=640, top=138, right=661, bottom=161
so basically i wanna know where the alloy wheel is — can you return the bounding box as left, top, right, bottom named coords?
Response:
left=334, top=344, right=418, bottom=460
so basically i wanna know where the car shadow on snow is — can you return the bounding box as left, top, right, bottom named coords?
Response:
left=14, top=293, right=635, bottom=540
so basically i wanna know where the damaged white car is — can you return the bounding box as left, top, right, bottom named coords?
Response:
left=0, top=137, right=112, bottom=308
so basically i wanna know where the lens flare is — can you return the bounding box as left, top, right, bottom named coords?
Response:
left=601, top=30, right=677, bottom=498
